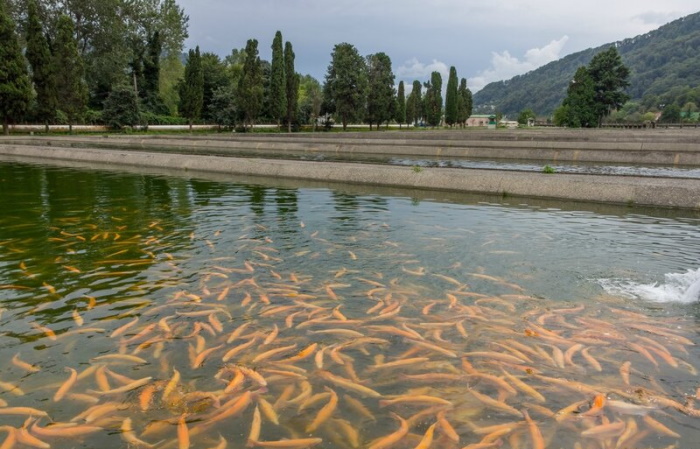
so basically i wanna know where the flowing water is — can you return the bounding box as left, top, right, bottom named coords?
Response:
left=0, top=159, right=699, bottom=449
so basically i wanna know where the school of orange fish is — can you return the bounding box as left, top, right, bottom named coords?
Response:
left=1, top=217, right=698, bottom=449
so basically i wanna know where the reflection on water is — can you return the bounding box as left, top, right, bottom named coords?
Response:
left=1, top=160, right=699, bottom=448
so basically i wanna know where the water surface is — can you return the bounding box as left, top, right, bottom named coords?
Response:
left=0, top=160, right=699, bottom=448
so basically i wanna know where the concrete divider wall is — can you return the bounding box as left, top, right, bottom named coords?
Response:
left=1, top=143, right=699, bottom=210
left=3, top=131, right=700, bottom=165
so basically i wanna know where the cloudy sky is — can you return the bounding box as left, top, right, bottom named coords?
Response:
left=177, top=0, right=697, bottom=92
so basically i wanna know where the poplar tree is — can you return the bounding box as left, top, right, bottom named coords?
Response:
left=323, top=43, right=367, bottom=130
left=444, top=66, right=459, bottom=127
left=179, top=46, right=204, bottom=129
left=238, top=39, right=263, bottom=129
left=269, top=31, right=286, bottom=130
left=53, top=15, right=87, bottom=134
left=284, top=41, right=299, bottom=132
left=395, top=81, right=406, bottom=129
left=457, top=78, right=473, bottom=127
left=26, top=0, right=57, bottom=132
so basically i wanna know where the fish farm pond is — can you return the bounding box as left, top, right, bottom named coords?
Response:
left=0, top=158, right=699, bottom=449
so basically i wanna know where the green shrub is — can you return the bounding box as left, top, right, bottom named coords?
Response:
left=102, top=86, right=140, bottom=130
left=139, top=112, right=188, bottom=126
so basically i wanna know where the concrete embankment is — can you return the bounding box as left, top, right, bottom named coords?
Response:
left=1, top=142, right=699, bottom=210
left=3, top=128, right=700, bottom=165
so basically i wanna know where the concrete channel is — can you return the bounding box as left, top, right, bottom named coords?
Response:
left=1, top=129, right=700, bottom=210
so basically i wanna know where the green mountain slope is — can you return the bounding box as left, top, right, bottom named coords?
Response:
left=473, top=11, right=700, bottom=116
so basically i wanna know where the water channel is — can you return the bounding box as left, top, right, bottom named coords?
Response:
left=0, top=158, right=699, bottom=448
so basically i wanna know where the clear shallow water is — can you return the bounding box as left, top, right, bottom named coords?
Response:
left=0, top=160, right=699, bottom=448
left=84, top=142, right=700, bottom=179
left=386, top=157, right=700, bottom=179
left=181, top=148, right=700, bottom=179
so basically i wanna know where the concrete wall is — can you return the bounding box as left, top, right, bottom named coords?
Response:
left=1, top=143, right=699, bottom=210
left=4, top=129, right=700, bottom=165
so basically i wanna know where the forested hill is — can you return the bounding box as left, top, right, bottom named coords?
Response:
left=473, top=11, right=700, bottom=117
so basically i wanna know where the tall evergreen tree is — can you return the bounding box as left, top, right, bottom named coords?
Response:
left=444, top=66, right=459, bottom=127
left=142, top=30, right=165, bottom=112
left=25, top=0, right=57, bottom=132
left=559, top=66, right=597, bottom=127
left=395, top=81, right=406, bottom=129
left=365, top=52, right=395, bottom=130
left=238, top=39, right=263, bottom=129
left=269, top=31, right=286, bottom=130
left=102, top=85, right=140, bottom=129
left=53, top=15, right=87, bottom=134
left=179, top=46, right=204, bottom=129
left=200, top=52, right=228, bottom=122
left=457, top=78, right=473, bottom=127
left=284, top=41, right=298, bottom=132
left=406, top=80, right=422, bottom=126
left=424, top=71, right=443, bottom=127
left=129, top=39, right=146, bottom=99
left=406, top=92, right=415, bottom=127
left=0, top=0, right=31, bottom=135
left=323, top=43, right=367, bottom=130
left=587, top=46, right=630, bottom=127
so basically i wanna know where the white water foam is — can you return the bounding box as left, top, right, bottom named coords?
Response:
left=599, top=268, right=700, bottom=304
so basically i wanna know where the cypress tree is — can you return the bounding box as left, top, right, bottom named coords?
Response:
left=26, top=0, right=57, bottom=132
left=53, top=15, right=87, bottom=134
left=406, top=91, right=414, bottom=128
left=179, top=46, right=204, bottom=130
left=284, top=41, right=298, bottom=132
left=238, top=39, right=263, bottom=129
left=269, top=31, right=286, bottom=130
left=395, top=81, right=406, bottom=129
left=444, top=66, right=458, bottom=127
left=424, top=71, right=442, bottom=127
left=0, top=0, right=31, bottom=135
left=407, top=80, right=422, bottom=126
left=457, top=78, right=473, bottom=127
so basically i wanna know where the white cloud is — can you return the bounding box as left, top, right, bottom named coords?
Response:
left=468, top=36, right=569, bottom=92
left=396, top=58, right=450, bottom=81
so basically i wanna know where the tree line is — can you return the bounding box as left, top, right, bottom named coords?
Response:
left=177, top=41, right=473, bottom=131
left=0, top=1, right=473, bottom=134
left=1, top=0, right=188, bottom=134
left=322, top=43, right=473, bottom=131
